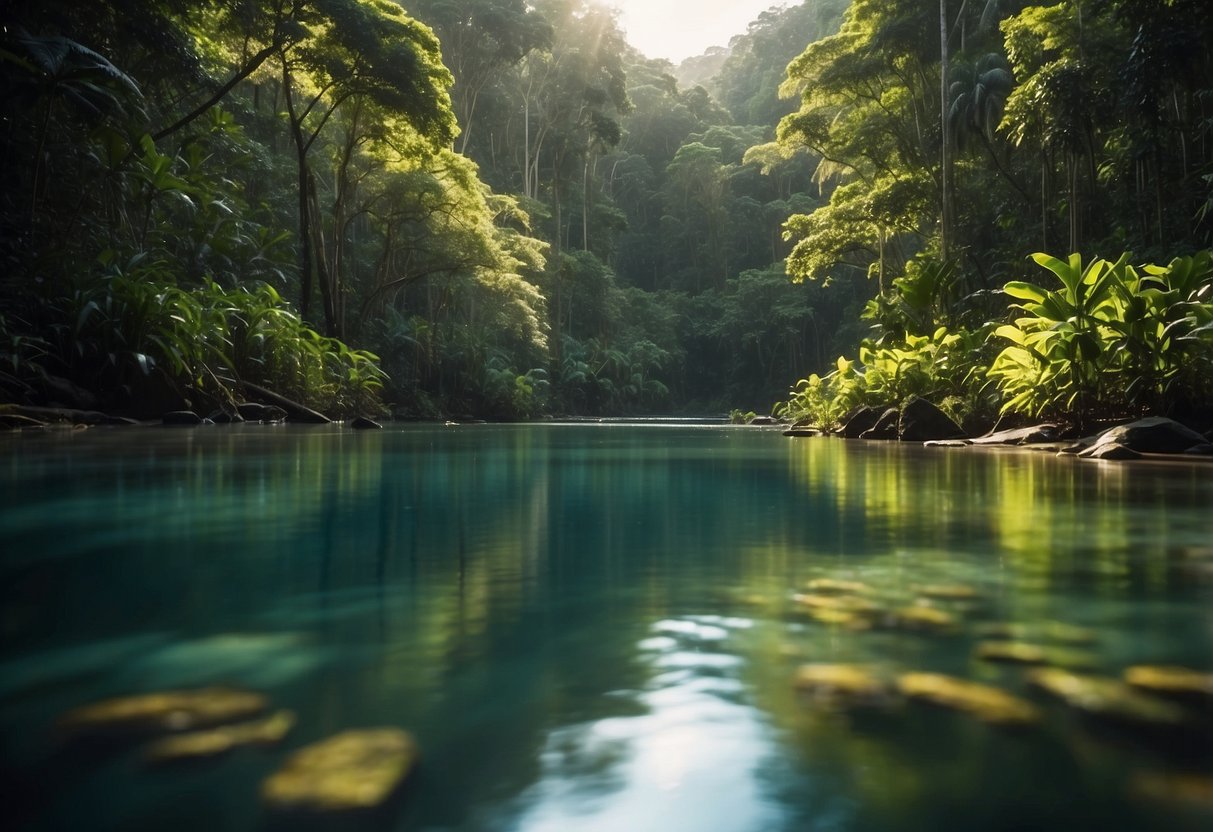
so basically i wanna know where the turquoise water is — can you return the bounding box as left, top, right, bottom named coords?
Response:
left=1, top=424, right=1211, bottom=831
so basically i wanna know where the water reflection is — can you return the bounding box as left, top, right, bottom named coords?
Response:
left=0, top=426, right=1210, bottom=831
left=509, top=616, right=784, bottom=832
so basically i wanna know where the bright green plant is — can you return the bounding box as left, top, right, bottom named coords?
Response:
left=51, top=255, right=385, bottom=415
left=775, top=356, right=870, bottom=428
left=988, top=250, right=1213, bottom=424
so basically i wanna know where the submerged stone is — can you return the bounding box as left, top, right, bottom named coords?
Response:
left=897, top=672, right=1039, bottom=726
left=888, top=605, right=959, bottom=634
left=975, top=621, right=1097, bottom=646
left=145, top=710, right=295, bottom=764
left=976, top=642, right=1049, bottom=665
left=975, top=642, right=1098, bottom=670
left=805, top=578, right=871, bottom=595
left=1124, top=665, right=1213, bottom=708
left=60, top=687, right=268, bottom=739
left=793, top=593, right=881, bottom=628
left=793, top=593, right=879, bottom=614
left=1131, top=772, right=1213, bottom=811
left=794, top=664, right=891, bottom=708
left=917, top=584, right=982, bottom=601
left=262, top=728, right=419, bottom=814
left=1027, top=669, right=1190, bottom=730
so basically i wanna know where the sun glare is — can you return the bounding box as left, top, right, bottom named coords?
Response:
left=609, top=0, right=788, bottom=64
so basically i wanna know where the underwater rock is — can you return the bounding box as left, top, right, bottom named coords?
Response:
left=162, top=410, right=203, bottom=426
left=805, top=578, right=871, bottom=595
left=1086, top=417, right=1206, bottom=455
left=897, top=672, right=1039, bottom=727
left=262, top=728, right=419, bottom=814
left=1078, top=442, right=1143, bottom=460
left=1027, top=669, right=1190, bottom=731
left=793, top=593, right=881, bottom=628
left=900, top=396, right=965, bottom=442
left=349, top=416, right=382, bottom=430
left=975, top=621, right=1097, bottom=646
left=887, top=605, right=959, bottom=634
left=1124, top=666, right=1213, bottom=708
left=923, top=439, right=971, bottom=447
left=917, top=584, right=982, bottom=601
left=60, top=686, right=268, bottom=739
left=794, top=593, right=879, bottom=613
left=783, top=428, right=823, bottom=437
left=145, top=710, right=295, bottom=764
left=1130, top=771, right=1213, bottom=811
left=794, top=664, right=891, bottom=708
left=975, top=642, right=1049, bottom=665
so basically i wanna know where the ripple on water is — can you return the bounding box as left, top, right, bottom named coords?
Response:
left=504, top=616, right=786, bottom=832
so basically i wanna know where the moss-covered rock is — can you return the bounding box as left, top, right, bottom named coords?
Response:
left=60, top=687, right=268, bottom=740
left=887, top=605, right=959, bottom=634
left=896, top=672, right=1040, bottom=727
left=1130, top=771, right=1213, bottom=811
left=975, top=642, right=1049, bottom=665
left=974, top=642, right=1098, bottom=670
left=262, top=728, right=419, bottom=814
left=917, top=584, right=982, bottom=601
left=793, top=593, right=880, bottom=615
left=1124, top=665, right=1213, bottom=708
left=794, top=664, right=891, bottom=708
left=1027, top=669, right=1190, bottom=731
left=975, top=621, right=1097, bottom=646
left=805, top=578, right=871, bottom=595
left=144, top=710, right=295, bottom=764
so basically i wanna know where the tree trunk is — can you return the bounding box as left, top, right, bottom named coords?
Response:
left=283, top=62, right=314, bottom=325
left=939, top=0, right=952, bottom=260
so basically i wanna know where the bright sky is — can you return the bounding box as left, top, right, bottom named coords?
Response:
left=611, top=1, right=787, bottom=64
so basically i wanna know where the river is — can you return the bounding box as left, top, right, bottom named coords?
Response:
left=1, top=423, right=1210, bottom=831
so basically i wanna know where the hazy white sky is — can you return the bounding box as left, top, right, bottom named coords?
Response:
left=611, top=1, right=786, bottom=64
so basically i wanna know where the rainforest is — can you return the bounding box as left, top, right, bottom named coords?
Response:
left=1, top=0, right=1206, bottom=427
left=2, top=3, right=1213, bottom=831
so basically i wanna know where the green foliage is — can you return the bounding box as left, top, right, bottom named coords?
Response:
left=989, top=250, right=1213, bottom=423
left=775, top=356, right=870, bottom=429
left=55, top=256, right=384, bottom=415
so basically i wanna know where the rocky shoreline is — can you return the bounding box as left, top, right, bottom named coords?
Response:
left=782, top=397, right=1213, bottom=462
left=0, top=401, right=383, bottom=431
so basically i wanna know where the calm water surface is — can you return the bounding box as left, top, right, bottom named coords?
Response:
left=1, top=424, right=1211, bottom=831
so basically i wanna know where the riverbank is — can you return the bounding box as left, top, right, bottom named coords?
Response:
left=782, top=411, right=1213, bottom=464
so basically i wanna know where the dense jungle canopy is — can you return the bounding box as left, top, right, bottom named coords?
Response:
left=1, top=1, right=1210, bottom=424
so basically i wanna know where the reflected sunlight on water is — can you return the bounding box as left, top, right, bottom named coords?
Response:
left=0, top=425, right=1210, bottom=832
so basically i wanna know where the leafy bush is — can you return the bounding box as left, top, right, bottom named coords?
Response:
left=52, top=256, right=384, bottom=415
left=988, top=251, right=1213, bottom=424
